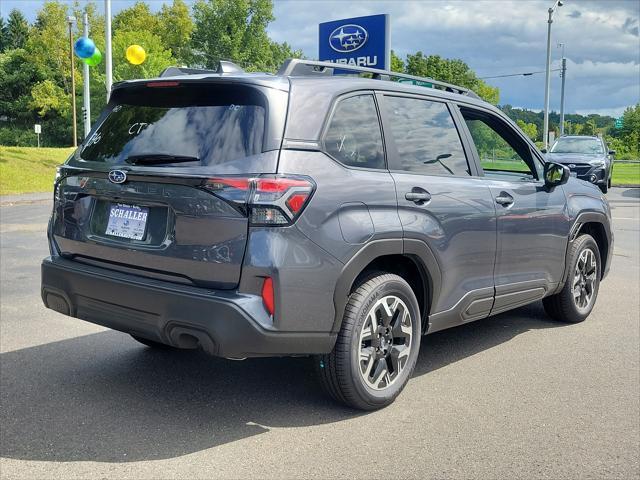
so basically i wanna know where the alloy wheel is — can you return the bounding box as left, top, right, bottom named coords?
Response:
left=358, top=295, right=413, bottom=390
left=572, top=248, right=597, bottom=311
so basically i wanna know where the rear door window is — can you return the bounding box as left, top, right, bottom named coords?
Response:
left=323, top=94, right=385, bottom=169
left=384, top=96, right=470, bottom=176
left=79, top=83, right=266, bottom=168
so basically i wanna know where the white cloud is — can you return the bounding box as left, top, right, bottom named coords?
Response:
left=270, top=0, right=640, bottom=114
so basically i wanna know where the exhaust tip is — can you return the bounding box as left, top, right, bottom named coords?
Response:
left=166, top=324, right=217, bottom=355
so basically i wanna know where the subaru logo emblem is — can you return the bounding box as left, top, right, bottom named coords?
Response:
left=108, top=170, right=127, bottom=184
left=329, top=24, right=368, bottom=53
left=568, top=164, right=576, bottom=169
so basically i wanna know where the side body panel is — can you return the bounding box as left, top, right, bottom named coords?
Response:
left=271, top=149, right=403, bottom=332
left=482, top=179, right=570, bottom=313
left=376, top=94, right=498, bottom=331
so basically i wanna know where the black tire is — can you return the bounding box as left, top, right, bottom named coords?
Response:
left=316, top=273, right=421, bottom=410
left=543, top=234, right=601, bottom=323
left=130, top=334, right=174, bottom=349
left=599, top=182, right=608, bottom=194
left=608, top=177, right=612, bottom=189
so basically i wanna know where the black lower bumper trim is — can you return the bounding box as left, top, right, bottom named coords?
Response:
left=41, top=256, right=336, bottom=358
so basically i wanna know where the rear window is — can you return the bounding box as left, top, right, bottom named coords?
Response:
left=79, top=83, right=266, bottom=167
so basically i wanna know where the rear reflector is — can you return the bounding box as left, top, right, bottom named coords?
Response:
left=261, top=277, right=275, bottom=316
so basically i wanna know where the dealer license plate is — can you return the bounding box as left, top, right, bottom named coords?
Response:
left=106, top=203, right=149, bottom=240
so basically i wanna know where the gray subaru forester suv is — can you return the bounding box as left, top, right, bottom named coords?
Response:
left=41, top=59, right=613, bottom=410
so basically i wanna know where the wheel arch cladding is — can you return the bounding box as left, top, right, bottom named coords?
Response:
left=576, top=222, right=609, bottom=279
left=332, top=239, right=438, bottom=334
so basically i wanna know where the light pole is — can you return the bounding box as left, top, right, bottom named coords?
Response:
left=558, top=43, right=567, bottom=136
left=105, top=0, right=113, bottom=101
left=82, top=12, right=91, bottom=138
left=543, top=0, right=563, bottom=150
left=67, top=15, right=77, bottom=148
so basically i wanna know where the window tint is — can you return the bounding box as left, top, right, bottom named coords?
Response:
left=324, top=95, right=385, bottom=169
left=461, top=109, right=540, bottom=180
left=79, top=84, right=266, bottom=167
left=385, top=97, right=469, bottom=176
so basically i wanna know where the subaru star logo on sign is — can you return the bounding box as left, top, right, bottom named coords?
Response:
left=319, top=14, right=389, bottom=70
left=108, top=170, right=127, bottom=184
left=329, top=24, right=368, bottom=53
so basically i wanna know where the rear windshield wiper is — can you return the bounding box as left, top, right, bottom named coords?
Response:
left=125, top=154, right=200, bottom=165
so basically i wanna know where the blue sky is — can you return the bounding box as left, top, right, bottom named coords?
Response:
left=3, top=0, right=639, bottom=117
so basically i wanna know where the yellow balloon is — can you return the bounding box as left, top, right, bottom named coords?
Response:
left=126, top=44, right=146, bottom=65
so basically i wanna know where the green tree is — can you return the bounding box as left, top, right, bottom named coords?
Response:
left=113, top=1, right=160, bottom=36
left=404, top=51, right=499, bottom=104
left=111, top=30, right=174, bottom=80
left=517, top=119, right=538, bottom=141
left=0, top=17, right=8, bottom=52
left=7, top=9, right=29, bottom=50
left=606, top=104, right=640, bottom=159
left=191, top=0, right=286, bottom=72
left=157, top=0, right=194, bottom=64
left=581, top=119, right=597, bottom=136
left=390, top=50, right=404, bottom=73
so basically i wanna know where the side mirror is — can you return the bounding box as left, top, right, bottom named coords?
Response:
left=540, top=148, right=547, bottom=154
left=608, top=150, right=616, bottom=155
left=544, top=162, right=569, bottom=188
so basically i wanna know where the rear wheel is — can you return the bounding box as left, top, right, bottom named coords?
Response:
left=316, top=273, right=421, bottom=410
left=543, top=234, right=601, bottom=323
left=130, top=334, right=174, bottom=350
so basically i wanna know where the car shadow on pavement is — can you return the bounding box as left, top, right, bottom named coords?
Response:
left=621, top=188, right=640, bottom=199
left=0, top=301, right=564, bottom=463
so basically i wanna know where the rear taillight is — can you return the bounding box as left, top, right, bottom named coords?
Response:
left=203, top=175, right=314, bottom=226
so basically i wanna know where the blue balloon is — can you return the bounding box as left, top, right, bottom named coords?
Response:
left=74, top=37, right=96, bottom=59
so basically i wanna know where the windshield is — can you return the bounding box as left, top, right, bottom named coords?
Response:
left=78, top=83, right=266, bottom=167
left=550, top=137, right=603, bottom=155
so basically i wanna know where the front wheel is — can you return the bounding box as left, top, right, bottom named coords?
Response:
left=316, top=273, right=421, bottom=410
left=543, top=234, right=601, bottom=323
left=599, top=182, right=608, bottom=194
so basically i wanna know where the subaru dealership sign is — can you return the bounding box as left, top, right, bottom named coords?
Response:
left=319, top=14, right=390, bottom=70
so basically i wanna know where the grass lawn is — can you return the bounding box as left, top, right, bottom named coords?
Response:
left=612, top=162, right=640, bottom=186
left=0, top=146, right=638, bottom=195
left=481, top=158, right=640, bottom=186
left=0, top=146, right=73, bottom=195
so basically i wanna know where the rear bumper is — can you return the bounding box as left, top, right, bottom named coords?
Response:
left=41, top=256, right=335, bottom=358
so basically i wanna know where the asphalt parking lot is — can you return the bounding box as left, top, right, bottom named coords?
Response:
left=1, top=188, right=638, bottom=479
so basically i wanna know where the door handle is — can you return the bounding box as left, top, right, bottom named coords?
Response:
left=495, top=193, right=514, bottom=206
left=405, top=190, right=431, bottom=204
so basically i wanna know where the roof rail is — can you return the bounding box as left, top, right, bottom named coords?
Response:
left=160, top=60, right=245, bottom=78
left=277, top=59, right=480, bottom=99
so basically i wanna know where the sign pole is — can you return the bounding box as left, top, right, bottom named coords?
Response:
left=67, top=16, right=77, bottom=148
left=105, top=0, right=113, bottom=101
left=82, top=12, right=91, bottom=138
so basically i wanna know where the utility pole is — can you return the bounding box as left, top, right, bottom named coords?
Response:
left=543, top=0, right=563, bottom=150
left=105, top=0, right=113, bottom=101
left=67, top=16, right=77, bottom=148
left=82, top=12, right=91, bottom=138
left=559, top=56, right=567, bottom=136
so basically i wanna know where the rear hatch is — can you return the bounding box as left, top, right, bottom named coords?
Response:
left=51, top=79, right=288, bottom=289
